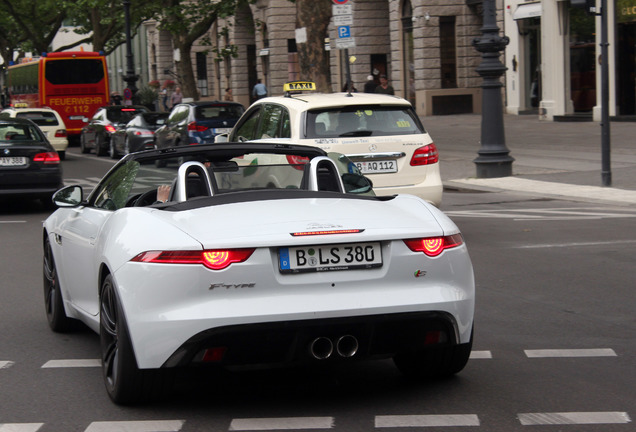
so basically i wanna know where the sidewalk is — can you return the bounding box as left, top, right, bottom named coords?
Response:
left=422, top=114, right=636, bottom=206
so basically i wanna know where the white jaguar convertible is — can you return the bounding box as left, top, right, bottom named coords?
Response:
left=43, top=143, right=475, bottom=404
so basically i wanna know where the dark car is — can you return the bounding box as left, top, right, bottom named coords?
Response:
left=0, top=117, right=63, bottom=207
left=110, top=112, right=169, bottom=158
left=80, top=105, right=149, bottom=157
left=154, top=101, right=244, bottom=150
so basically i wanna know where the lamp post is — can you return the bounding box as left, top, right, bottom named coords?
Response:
left=472, top=0, right=514, bottom=178
left=122, top=0, right=139, bottom=104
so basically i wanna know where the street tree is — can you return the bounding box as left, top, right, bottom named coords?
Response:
left=158, top=0, right=253, bottom=100
left=294, top=0, right=332, bottom=92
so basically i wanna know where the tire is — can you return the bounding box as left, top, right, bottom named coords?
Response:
left=95, top=134, right=107, bottom=157
left=109, top=140, right=118, bottom=159
left=100, top=274, right=173, bottom=404
left=80, top=135, right=90, bottom=154
left=393, top=327, right=473, bottom=380
left=43, top=236, right=74, bottom=332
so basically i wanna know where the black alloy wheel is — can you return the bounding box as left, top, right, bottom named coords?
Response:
left=43, top=236, right=73, bottom=332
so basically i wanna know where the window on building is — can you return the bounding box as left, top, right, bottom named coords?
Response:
left=196, top=52, right=208, bottom=97
left=440, top=16, right=457, bottom=89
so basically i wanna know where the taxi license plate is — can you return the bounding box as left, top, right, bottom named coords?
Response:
left=279, top=242, right=382, bottom=273
left=0, top=157, right=28, bottom=167
left=355, top=160, right=397, bottom=174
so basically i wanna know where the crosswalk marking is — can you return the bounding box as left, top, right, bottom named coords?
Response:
left=525, top=348, right=617, bottom=358
left=518, top=411, right=631, bottom=425
left=41, top=359, right=101, bottom=368
left=84, top=420, right=185, bottom=432
left=229, top=417, right=334, bottom=430
left=375, top=414, right=480, bottom=428
left=0, top=424, right=43, bottom=432
left=0, top=361, right=14, bottom=369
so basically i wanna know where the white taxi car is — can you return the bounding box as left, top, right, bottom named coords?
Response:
left=224, top=82, right=442, bottom=206
left=1, top=107, right=69, bottom=160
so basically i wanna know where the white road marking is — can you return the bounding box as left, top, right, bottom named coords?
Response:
left=517, top=239, right=636, bottom=249
left=518, top=411, right=631, bottom=425
left=0, top=221, right=26, bottom=224
left=375, top=414, right=480, bottom=428
left=41, top=359, right=101, bottom=368
left=0, top=424, right=44, bottom=432
left=0, top=361, right=15, bottom=369
left=229, top=417, right=334, bottom=430
left=84, top=420, right=185, bottom=432
left=525, top=348, right=617, bottom=358
left=445, top=207, right=636, bottom=221
left=470, top=350, right=492, bottom=359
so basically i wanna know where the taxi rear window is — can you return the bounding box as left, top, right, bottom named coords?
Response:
left=306, top=106, right=425, bottom=138
left=16, top=112, right=59, bottom=127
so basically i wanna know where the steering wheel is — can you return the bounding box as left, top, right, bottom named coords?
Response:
left=133, top=189, right=158, bottom=207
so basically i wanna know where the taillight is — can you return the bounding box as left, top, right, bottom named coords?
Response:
left=403, top=234, right=463, bottom=257
left=131, top=249, right=255, bottom=270
left=286, top=155, right=310, bottom=170
left=105, top=125, right=116, bottom=133
left=188, top=121, right=208, bottom=132
left=54, top=129, right=67, bottom=138
left=135, top=131, right=154, bottom=135
left=33, top=152, right=60, bottom=165
left=410, top=143, right=439, bottom=166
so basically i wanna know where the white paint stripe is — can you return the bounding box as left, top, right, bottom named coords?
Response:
left=229, top=417, right=334, bottom=431
left=376, top=414, right=480, bottom=428
left=518, top=240, right=636, bottom=249
left=518, top=411, right=631, bottom=425
left=0, top=361, right=15, bottom=369
left=0, top=221, right=26, bottom=224
left=84, top=420, right=185, bottom=432
left=41, top=359, right=101, bottom=368
left=525, top=348, right=617, bottom=358
left=469, top=350, right=492, bottom=359
left=0, top=424, right=44, bottom=432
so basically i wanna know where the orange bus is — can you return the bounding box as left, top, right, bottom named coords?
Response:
left=7, top=51, right=110, bottom=139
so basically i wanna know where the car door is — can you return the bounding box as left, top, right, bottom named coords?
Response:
left=229, top=105, right=262, bottom=142
left=82, top=109, right=104, bottom=145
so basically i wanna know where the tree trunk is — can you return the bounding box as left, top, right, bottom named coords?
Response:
left=296, top=0, right=332, bottom=93
left=174, top=40, right=199, bottom=101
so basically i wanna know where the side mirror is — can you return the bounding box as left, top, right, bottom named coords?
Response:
left=53, top=185, right=84, bottom=207
left=214, top=133, right=229, bottom=143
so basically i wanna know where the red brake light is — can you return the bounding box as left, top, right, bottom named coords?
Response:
left=188, top=121, right=208, bottom=132
left=54, top=129, right=67, bottom=138
left=131, top=249, right=255, bottom=270
left=286, top=155, right=310, bottom=170
left=410, top=143, right=439, bottom=166
left=135, top=131, right=154, bottom=135
left=33, top=152, right=60, bottom=165
left=105, top=125, right=117, bottom=133
left=403, top=234, right=463, bottom=257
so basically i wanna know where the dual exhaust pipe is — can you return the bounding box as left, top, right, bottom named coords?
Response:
left=309, top=335, right=359, bottom=360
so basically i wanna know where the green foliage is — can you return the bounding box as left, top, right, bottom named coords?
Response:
left=137, top=85, right=158, bottom=106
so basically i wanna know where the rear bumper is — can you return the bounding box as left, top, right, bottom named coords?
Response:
left=163, top=311, right=462, bottom=368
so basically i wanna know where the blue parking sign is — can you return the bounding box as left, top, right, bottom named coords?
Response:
left=338, top=26, right=351, bottom=38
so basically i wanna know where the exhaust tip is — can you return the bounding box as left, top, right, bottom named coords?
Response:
left=310, top=337, right=333, bottom=360
left=336, top=335, right=359, bottom=358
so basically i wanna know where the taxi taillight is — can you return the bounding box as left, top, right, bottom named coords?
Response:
left=410, top=143, right=439, bottom=166
left=54, top=129, right=67, bottom=138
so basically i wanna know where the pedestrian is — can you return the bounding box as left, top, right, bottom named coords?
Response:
left=160, top=85, right=169, bottom=111
left=375, top=75, right=395, bottom=95
left=363, top=75, right=377, bottom=93
left=224, top=88, right=234, bottom=101
left=342, top=80, right=357, bottom=92
left=170, top=86, right=182, bottom=107
left=252, top=79, right=267, bottom=100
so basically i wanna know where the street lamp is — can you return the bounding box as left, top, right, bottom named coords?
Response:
left=472, top=0, right=514, bottom=178
left=122, top=0, right=139, bottom=104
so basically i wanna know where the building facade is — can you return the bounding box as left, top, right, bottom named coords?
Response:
left=144, top=0, right=490, bottom=117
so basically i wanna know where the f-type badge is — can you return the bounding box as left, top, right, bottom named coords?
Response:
left=209, top=283, right=256, bottom=290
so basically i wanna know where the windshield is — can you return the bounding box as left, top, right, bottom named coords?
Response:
left=306, top=106, right=425, bottom=138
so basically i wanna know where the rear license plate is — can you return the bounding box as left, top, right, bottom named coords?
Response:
left=279, top=242, right=382, bottom=273
left=355, top=160, right=397, bottom=174
left=0, top=157, right=28, bottom=167
left=212, top=128, right=232, bottom=135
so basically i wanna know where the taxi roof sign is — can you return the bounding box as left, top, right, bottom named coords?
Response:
left=283, top=81, right=316, bottom=93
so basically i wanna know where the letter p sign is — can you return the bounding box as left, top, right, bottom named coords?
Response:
left=338, top=26, right=351, bottom=38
